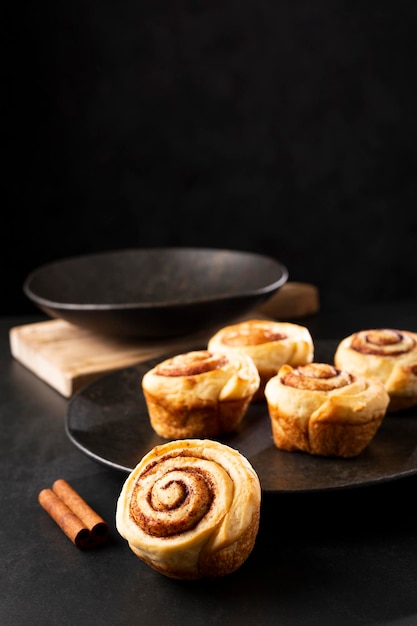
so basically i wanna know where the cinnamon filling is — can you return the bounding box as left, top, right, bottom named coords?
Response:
left=221, top=327, right=287, bottom=346
left=155, top=351, right=228, bottom=377
left=282, top=363, right=353, bottom=391
left=350, top=329, right=415, bottom=356
left=130, top=466, right=214, bottom=537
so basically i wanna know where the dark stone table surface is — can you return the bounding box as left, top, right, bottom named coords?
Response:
left=2, top=299, right=417, bottom=626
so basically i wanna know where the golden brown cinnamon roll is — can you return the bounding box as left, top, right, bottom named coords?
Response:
left=334, top=329, right=417, bottom=413
left=207, top=319, right=314, bottom=401
left=264, top=362, right=389, bottom=458
left=142, top=350, right=260, bottom=439
left=115, top=439, right=261, bottom=580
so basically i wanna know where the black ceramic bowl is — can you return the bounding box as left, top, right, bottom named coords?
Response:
left=23, top=248, right=288, bottom=338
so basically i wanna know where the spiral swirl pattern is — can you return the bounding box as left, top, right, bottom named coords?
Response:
left=265, top=363, right=389, bottom=457
left=335, top=328, right=417, bottom=412
left=281, top=363, right=353, bottom=391
left=219, top=326, right=287, bottom=346
left=207, top=320, right=314, bottom=401
left=142, top=350, right=260, bottom=439
left=116, top=440, right=261, bottom=579
left=350, top=329, right=416, bottom=356
left=154, top=351, right=228, bottom=377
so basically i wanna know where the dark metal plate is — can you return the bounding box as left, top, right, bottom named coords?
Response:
left=66, top=340, right=417, bottom=493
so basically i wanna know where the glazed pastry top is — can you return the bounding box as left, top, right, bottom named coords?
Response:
left=208, top=319, right=314, bottom=370
left=142, top=349, right=260, bottom=401
left=265, top=362, right=390, bottom=424
left=349, top=329, right=416, bottom=357
left=334, top=329, right=417, bottom=398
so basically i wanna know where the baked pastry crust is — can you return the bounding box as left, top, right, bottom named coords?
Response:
left=265, top=362, right=389, bottom=458
left=207, top=319, right=314, bottom=401
left=142, top=350, right=260, bottom=438
left=115, top=439, right=261, bottom=580
left=334, top=329, right=417, bottom=413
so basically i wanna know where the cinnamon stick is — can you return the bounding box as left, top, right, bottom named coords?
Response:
left=38, top=488, right=93, bottom=548
left=38, top=479, right=109, bottom=548
left=52, top=479, right=109, bottom=544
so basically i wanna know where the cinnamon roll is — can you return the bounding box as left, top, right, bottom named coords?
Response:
left=141, top=350, right=260, bottom=439
left=207, top=319, right=314, bottom=401
left=334, top=329, right=417, bottom=412
left=115, top=439, right=261, bottom=580
left=264, top=362, right=389, bottom=458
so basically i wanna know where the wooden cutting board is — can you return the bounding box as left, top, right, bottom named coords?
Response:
left=9, top=282, right=319, bottom=398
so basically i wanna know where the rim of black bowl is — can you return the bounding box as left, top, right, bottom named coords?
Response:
left=23, top=247, right=289, bottom=311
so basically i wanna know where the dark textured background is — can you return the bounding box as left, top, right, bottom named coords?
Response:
left=5, top=1, right=417, bottom=315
